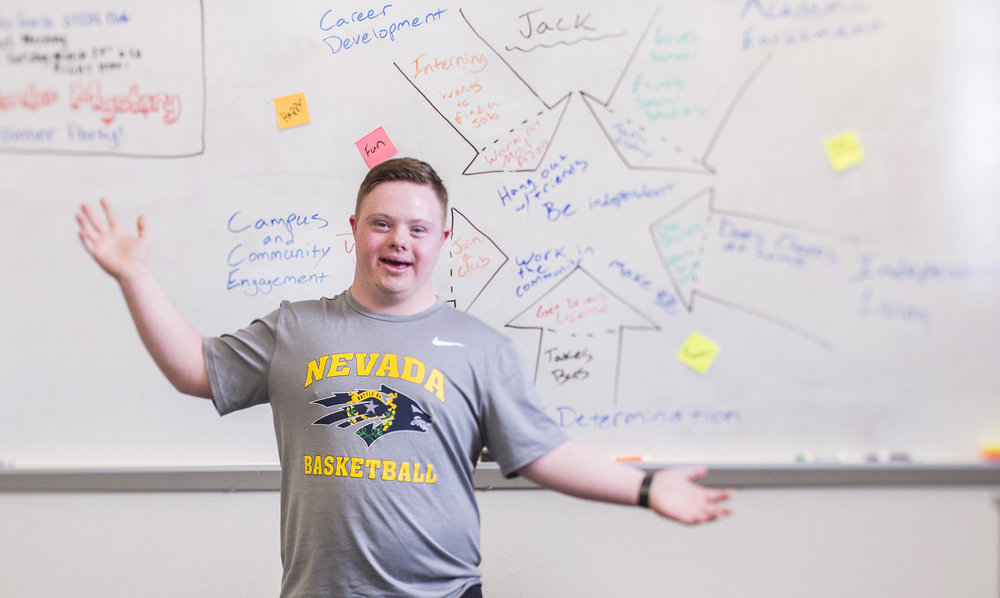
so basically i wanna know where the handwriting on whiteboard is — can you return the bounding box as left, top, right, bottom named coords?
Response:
left=225, top=211, right=338, bottom=297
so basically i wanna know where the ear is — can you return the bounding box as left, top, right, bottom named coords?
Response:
left=349, top=214, right=357, bottom=235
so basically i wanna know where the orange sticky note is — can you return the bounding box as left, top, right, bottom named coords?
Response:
left=356, top=126, right=398, bottom=168
left=981, top=445, right=1000, bottom=462
left=824, top=130, right=865, bottom=172
left=273, top=92, right=310, bottom=129
left=677, top=331, right=721, bottom=374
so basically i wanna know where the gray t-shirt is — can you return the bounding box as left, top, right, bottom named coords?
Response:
left=204, top=291, right=566, bottom=598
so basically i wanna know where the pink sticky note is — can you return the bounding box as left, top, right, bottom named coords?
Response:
left=355, top=126, right=398, bottom=168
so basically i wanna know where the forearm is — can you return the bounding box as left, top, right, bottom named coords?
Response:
left=519, top=440, right=733, bottom=524
left=118, top=266, right=212, bottom=398
left=518, top=440, right=645, bottom=506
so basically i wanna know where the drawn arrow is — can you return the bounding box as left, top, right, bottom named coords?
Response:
left=395, top=9, right=569, bottom=175
left=580, top=7, right=771, bottom=173
left=454, top=5, right=641, bottom=110
left=650, top=187, right=714, bottom=311
left=506, top=266, right=659, bottom=409
left=443, top=208, right=507, bottom=312
left=650, top=187, right=860, bottom=348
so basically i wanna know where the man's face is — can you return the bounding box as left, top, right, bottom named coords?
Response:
left=349, top=181, right=450, bottom=314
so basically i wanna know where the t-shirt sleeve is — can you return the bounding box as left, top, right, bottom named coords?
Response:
left=203, top=307, right=281, bottom=416
left=479, top=337, right=568, bottom=478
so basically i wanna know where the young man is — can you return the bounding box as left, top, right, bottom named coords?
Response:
left=76, top=158, right=731, bottom=598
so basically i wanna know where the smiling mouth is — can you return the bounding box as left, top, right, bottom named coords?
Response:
left=380, top=257, right=412, bottom=270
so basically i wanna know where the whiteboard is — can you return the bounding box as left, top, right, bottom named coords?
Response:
left=2, top=0, right=998, bottom=468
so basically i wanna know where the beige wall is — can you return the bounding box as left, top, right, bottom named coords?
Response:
left=1, top=486, right=996, bottom=597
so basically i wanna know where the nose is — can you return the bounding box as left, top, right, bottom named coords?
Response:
left=389, top=228, right=407, bottom=249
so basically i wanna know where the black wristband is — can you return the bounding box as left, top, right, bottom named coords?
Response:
left=637, top=472, right=654, bottom=508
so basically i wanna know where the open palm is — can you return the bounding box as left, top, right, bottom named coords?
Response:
left=76, top=197, right=151, bottom=280
left=650, top=466, right=732, bottom=525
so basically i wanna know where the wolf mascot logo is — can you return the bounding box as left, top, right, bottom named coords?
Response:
left=312, top=384, right=432, bottom=447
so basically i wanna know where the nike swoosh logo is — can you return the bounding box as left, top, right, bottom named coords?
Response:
left=432, top=336, right=465, bottom=347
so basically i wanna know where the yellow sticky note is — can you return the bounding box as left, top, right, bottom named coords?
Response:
left=824, top=130, right=865, bottom=172
left=677, top=331, right=720, bottom=374
left=273, top=92, right=310, bottom=129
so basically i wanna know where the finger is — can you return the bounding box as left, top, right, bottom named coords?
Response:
left=707, top=489, right=733, bottom=502
left=77, top=227, right=95, bottom=253
left=683, top=465, right=709, bottom=481
left=76, top=210, right=104, bottom=247
left=100, top=197, right=121, bottom=231
left=76, top=211, right=90, bottom=237
left=697, top=506, right=729, bottom=524
left=136, top=214, right=148, bottom=239
left=77, top=202, right=106, bottom=235
left=76, top=218, right=102, bottom=255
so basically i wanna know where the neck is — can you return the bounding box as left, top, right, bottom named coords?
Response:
left=348, top=286, right=437, bottom=315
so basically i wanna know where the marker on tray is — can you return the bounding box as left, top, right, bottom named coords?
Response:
left=864, top=451, right=914, bottom=463
left=795, top=452, right=850, bottom=464
left=610, top=455, right=650, bottom=463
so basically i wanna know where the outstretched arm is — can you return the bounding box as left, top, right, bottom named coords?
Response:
left=76, top=198, right=212, bottom=399
left=518, top=440, right=732, bottom=525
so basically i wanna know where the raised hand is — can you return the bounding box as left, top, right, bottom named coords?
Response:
left=74, top=197, right=211, bottom=397
left=76, top=197, right=151, bottom=280
left=648, top=466, right=732, bottom=525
